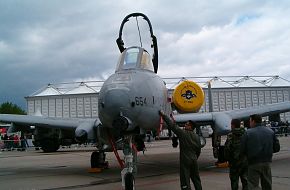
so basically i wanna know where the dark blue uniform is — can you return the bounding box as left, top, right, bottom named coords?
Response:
left=241, top=125, right=280, bottom=190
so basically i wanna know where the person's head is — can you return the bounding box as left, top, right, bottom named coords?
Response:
left=231, top=119, right=241, bottom=130
left=250, top=114, right=262, bottom=128
left=184, top=120, right=197, bottom=131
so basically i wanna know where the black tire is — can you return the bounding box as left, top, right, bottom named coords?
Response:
left=91, top=151, right=107, bottom=168
left=125, top=173, right=135, bottom=190
left=40, top=139, right=60, bottom=152
left=218, top=145, right=226, bottom=163
left=91, top=151, right=100, bottom=168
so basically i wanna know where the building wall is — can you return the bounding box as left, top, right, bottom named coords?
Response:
left=26, top=93, right=99, bottom=118
left=199, top=87, right=290, bottom=120
left=26, top=87, right=290, bottom=121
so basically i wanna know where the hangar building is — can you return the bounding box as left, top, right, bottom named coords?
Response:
left=25, top=76, right=290, bottom=121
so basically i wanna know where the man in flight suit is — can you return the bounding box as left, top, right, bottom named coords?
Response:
left=159, top=111, right=202, bottom=190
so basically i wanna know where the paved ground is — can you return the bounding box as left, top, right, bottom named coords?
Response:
left=0, top=136, right=289, bottom=190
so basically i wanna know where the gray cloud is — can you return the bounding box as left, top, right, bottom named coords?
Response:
left=1, top=0, right=290, bottom=109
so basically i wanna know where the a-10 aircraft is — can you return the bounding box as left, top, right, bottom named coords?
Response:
left=1, top=13, right=290, bottom=190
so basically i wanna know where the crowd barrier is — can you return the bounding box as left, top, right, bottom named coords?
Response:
left=0, top=139, right=29, bottom=151
left=0, top=140, right=97, bottom=152
left=1, top=130, right=289, bottom=152
left=271, top=126, right=290, bottom=136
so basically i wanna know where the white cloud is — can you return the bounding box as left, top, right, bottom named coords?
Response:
left=158, top=6, right=290, bottom=78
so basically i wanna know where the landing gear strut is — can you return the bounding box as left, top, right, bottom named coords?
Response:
left=121, top=136, right=137, bottom=190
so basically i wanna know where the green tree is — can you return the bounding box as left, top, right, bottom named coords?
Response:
left=0, top=102, right=26, bottom=115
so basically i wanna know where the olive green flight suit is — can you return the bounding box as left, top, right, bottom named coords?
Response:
left=162, top=114, right=202, bottom=190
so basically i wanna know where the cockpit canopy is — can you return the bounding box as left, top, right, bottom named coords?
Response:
left=115, top=47, right=154, bottom=72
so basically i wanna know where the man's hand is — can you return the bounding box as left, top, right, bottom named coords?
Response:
left=159, top=110, right=180, bottom=136
left=159, top=110, right=165, bottom=117
left=159, top=110, right=168, bottom=122
left=159, top=110, right=173, bottom=127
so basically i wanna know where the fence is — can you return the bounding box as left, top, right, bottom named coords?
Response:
left=272, top=126, right=290, bottom=136
left=0, top=139, right=30, bottom=151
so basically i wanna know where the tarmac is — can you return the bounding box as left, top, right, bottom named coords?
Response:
left=0, top=136, right=289, bottom=190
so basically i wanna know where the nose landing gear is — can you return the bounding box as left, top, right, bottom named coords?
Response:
left=124, top=172, right=135, bottom=190
left=121, top=136, right=137, bottom=190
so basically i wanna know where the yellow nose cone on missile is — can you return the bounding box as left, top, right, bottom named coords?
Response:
left=172, top=80, right=205, bottom=112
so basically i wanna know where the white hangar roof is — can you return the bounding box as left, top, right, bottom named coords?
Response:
left=164, top=76, right=290, bottom=90
left=30, top=84, right=61, bottom=96
left=65, top=82, right=96, bottom=95
left=28, top=81, right=103, bottom=97
left=27, top=76, right=290, bottom=97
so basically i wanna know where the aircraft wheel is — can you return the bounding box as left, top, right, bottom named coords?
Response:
left=91, top=151, right=100, bottom=168
left=91, top=151, right=106, bottom=168
left=218, top=145, right=226, bottom=163
left=40, top=138, right=60, bottom=152
left=125, top=172, right=135, bottom=190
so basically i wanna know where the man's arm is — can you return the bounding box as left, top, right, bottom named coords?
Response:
left=159, top=111, right=184, bottom=137
left=196, top=135, right=201, bottom=158
left=240, top=132, right=247, bottom=157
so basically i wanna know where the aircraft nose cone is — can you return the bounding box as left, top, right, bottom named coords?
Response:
left=99, top=88, right=131, bottom=126
left=103, top=89, right=130, bottom=110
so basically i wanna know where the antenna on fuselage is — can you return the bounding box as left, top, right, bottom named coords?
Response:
left=135, top=17, right=143, bottom=48
left=116, top=12, right=159, bottom=73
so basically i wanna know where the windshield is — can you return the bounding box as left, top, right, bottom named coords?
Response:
left=115, top=47, right=154, bottom=72
left=140, top=51, right=154, bottom=71
left=123, top=48, right=139, bottom=69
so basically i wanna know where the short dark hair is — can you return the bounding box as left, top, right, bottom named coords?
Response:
left=250, top=114, right=262, bottom=124
left=231, top=119, right=241, bottom=128
left=187, top=120, right=197, bottom=129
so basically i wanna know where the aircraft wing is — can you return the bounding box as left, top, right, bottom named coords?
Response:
left=0, top=114, right=100, bottom=130
left=173, top=101, right=290, bottom=135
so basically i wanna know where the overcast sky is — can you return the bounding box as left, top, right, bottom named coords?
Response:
left=1, top=0, right=290, bottom=109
